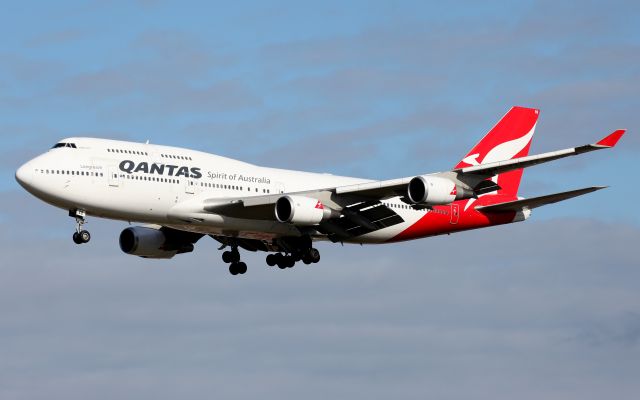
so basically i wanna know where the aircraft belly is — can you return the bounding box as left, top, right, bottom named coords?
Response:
left=164, top=216, right=301, bottom=241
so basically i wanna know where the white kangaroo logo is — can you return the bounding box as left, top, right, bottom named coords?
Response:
left=463, top=124, right=536, bottom=211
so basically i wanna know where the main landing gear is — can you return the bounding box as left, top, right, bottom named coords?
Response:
left=222, top=247, right=247, bottom=275
left=217, top=239, right=320, bottom=275
left=265, top=248, right=320, bottom=270
left=70, top=209, right=91, bottom=245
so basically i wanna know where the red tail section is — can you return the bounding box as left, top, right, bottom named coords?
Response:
left=391, top=107, right=540, bottom=243
left=455, top=106, right=539, bottom=196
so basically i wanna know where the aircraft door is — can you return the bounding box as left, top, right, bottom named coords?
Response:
left=185, top=179, right=195, bottom=194
left=275, top=182, right=285, bottom=194
left=108, top=166, right=120, bottom=187
left=450, top=203, right=459, bottom=224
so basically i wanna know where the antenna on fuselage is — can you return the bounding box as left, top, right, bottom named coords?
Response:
left=145, top=140, right=150, bottom=144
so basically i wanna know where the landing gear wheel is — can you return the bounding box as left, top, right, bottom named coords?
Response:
left=302, top=255, right=312, bottom=265
left=79, top=230, right=91, bottom=243
left=309, top=248, right=320, bottom=263
left=277, top=256, right=295, bottom=269
left=229, top=263, right=239, bottom=275
left=237, top=262, right=247, bottom=274
left=72, top=232, right=82, bottom=244
left=266, top=254, right=277, bottom=267
left=222, top=249, right=240, bottom=263
left=229, top=262, right=247, bottom=275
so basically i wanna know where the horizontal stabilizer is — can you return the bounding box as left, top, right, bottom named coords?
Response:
left=475, top=186, right=607, bottom=213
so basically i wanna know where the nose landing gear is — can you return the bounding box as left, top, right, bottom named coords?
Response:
left=70, top=209, right=90, bottom=245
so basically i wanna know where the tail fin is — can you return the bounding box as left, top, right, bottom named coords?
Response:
left=455, top=106, right=539, bottom=196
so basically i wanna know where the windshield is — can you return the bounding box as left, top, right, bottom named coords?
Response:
left=51, top=142, right=77, bottom=149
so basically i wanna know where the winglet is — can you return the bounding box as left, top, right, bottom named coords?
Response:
left=596, top=129, right=626, bottom=147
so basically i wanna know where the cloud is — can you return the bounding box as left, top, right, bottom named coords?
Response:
left=25, top=29, right=85, bottom=48
left=1, top=186, right=639, bottom=399
left=258, top=6, right=639, bottom=152
left=53, top=30, right=259, bottom=117
left=571, top=312, right=640, bottom=348
left=2, top=1, right=639, bottom=398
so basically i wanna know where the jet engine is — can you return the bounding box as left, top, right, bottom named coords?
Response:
left=119, top=226, right=194, bottom=259
left=275, top=195, right=338, bottom=225
left=407, top=176, right=472, bottom=205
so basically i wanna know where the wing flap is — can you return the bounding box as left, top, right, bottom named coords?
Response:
left=318, top=201, right=404, bottom=242
left=475, top=186, right=607, bottom=213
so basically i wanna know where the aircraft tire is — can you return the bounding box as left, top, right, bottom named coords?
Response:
left=229, top=263, right=239, bottom=275
left=309, top=248, right=320, bottom=263
left=72, top=232, right=82, bottom=244
left=237, top=262, right=247, bottom=274
left=266, top=254, right=276, bottom=266
left=285, top=257, right=295, bottom=268
left=79, top=230, right=91, bottom=243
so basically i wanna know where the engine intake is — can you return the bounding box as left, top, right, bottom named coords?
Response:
left=407, top=176, right=471, bottom=205
left=275, top=195, right=337, bottom=225
left=119, top=226, right=194, bottom=259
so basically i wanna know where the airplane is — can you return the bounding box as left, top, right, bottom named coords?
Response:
left=15, top=106, right=625, bottom=275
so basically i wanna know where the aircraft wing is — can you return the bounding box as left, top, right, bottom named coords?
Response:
left=196, top=129, right=625, bottom=215
left=452, top=129, right=625, bottom=178
left=474, top=186, right=606, bottom=213
left=334, top=129, right=626, bottom=198
left=171, top=129, right=623, bottom=240
left=197, top=192, right=406, bottom=242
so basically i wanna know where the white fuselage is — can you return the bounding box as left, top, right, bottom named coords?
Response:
left=16, top=137, right=429, bottom=243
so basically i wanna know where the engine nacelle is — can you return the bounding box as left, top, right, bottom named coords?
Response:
left=407, top=176, right=463, bottom=205
left=275, top=195, right=336, bottom=225
left=119, top=226, right=194, bottom=259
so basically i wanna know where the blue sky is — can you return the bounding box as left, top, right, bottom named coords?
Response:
left=1, top=1, right=638, bottom=399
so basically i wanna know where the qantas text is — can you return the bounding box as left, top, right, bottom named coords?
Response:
left=119, top=160, right=202, bottom=179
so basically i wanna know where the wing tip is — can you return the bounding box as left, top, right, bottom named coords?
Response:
left=596, top=129, right=626, bottom=147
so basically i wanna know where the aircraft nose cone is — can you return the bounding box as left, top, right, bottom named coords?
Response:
left=15, top=162, right=32, bottom=189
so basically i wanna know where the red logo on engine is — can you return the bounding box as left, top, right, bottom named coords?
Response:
left=450, top=186, right=457, bottom=196
left=315, top=200, right=324, bottom=209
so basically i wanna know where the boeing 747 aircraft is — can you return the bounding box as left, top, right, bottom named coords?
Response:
left=15, top=107, right=625, bottom=275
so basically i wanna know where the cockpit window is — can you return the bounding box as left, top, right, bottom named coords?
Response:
left=52, top=142, right=77, bottom=149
